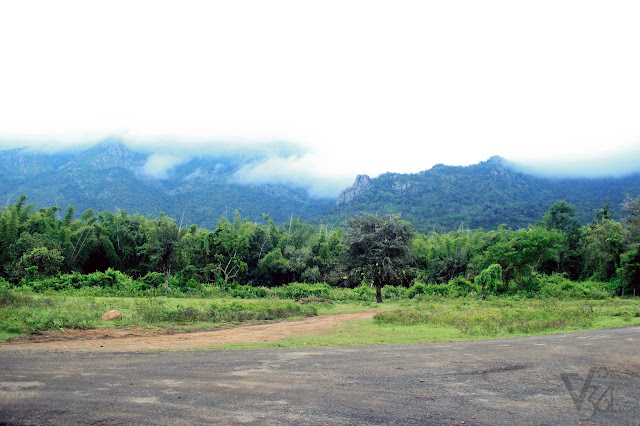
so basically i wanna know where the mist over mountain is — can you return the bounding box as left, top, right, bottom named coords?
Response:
left=1, top=143, right=640, bottom=232
left=0, top=143, right=333, bottom=227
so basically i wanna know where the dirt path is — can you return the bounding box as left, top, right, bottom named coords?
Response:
left=0, top=310, right=382, bottom=352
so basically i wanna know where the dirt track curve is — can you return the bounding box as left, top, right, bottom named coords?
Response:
left=0, top=310, right=382, bottom=352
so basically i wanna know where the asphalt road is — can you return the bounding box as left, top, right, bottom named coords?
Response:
left=1, top=327, right=639, bottom=425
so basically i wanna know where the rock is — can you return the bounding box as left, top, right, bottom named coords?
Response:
left=337, top=174, right=372, bottom=206
left=101, top=310, right=122, bottom=321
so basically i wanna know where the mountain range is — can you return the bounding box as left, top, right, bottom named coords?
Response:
left=1, top=143, right=639, bottom=232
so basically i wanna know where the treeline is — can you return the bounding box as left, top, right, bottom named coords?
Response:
left=1, top=195, right=639, bottom=294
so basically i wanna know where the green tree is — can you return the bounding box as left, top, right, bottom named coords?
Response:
left=209, top=213, right=252, bottom=284
left=20, top=247, right=64, bottom=277
left=474, top=263, right=503, bottom=299
left=542, top=200, right=584, bottom=278
left=484, top=226, right=565, bottom=285
left=583, top=219, right=624, bottom=281
left=343, top=214, right=414, bottom=303
left=141, top=214, right=186, bottom=294
left=617, top=195, right=640, bottom=290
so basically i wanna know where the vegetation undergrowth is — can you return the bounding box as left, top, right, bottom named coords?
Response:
left=202, top=297, right=640, bottom=350
left=1, top=277, right=638, bottom=344
left=0, top=286, right=317, bottom=342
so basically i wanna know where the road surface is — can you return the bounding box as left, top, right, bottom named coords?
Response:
left=1, top=326, right=639, bottom=425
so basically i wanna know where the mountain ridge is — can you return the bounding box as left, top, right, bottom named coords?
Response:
left=1, top=144, right=640, bottom=232
left=324, top=156, right=640, bottom=232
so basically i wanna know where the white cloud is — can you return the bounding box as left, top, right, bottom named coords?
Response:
left=232, top=153, right=355, bottom=198
left=141, top=154, right=186, bottom=179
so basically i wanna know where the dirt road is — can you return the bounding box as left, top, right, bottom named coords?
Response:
left=1, top=326, right=639, bottom=424
left=0, top=310, right=382, bottom=352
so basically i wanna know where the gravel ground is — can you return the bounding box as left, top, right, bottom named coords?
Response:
left=1, top=326, right=639, bottom=425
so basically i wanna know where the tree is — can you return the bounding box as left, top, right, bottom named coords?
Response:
left=591, top=203, right=614, bottom=228
left=617, top=195, right=640, bottom=290
left=208, top=214, right=252, bottom=284
left=484, top=225, right=565, bottom=285
left=622, top=195, right=640, bottom=248
left=584, top=219, right=624, bottom=281
left=343, top=214, right=414, bottom=303
left=474, top=263, right=503, bottom=299
left=141, top=214, right=186, bottom=294
left=20, top=247, right=64, bottom=277
left=542, top=200, right=584, bottom=278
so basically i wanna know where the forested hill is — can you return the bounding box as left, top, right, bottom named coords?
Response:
left=320, top=156, right=640, bottom=232
left=2, top=144, right=640, bottom=233
left=0, top=143, right=333, bottom=228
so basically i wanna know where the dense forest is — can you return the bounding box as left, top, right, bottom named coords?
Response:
left=1, top=194, right=639, bottom=296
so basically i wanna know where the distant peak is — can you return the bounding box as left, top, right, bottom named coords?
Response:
left=354, top=174, right=371, bottom=184
left=337, top=174, right=372, bottom=206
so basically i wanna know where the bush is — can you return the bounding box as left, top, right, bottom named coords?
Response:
left=382, top=285, right=407, bottom=299
left=230, top=285, right=269, bottom=299
left=139, top=272, right=165, bottom=290
left=273, top=283, right=331, bottom=300
left=539, top=274, right=613, bottom=299
left=407, top=281, right=451, bottom=298
left=448, top=277, right=481, bottom=297
left=351, top=284, right=376, bottom=301
left=407, top=282, right=429, bottom=298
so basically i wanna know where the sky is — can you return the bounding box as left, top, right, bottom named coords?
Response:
left=1, top=1, right=640, bottom=197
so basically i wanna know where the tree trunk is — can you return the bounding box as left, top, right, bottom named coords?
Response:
left=164, top=267, right=170, bottom=295
left=376, top=283, right=383, bottom=303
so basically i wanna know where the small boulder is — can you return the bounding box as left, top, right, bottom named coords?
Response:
left=101, top=309, right=122, bottom=321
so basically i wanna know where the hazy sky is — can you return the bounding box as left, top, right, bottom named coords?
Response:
left=1, top=1, right=640, bottom=196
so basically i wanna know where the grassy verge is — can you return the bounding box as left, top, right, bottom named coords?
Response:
left=0, top=288, right=317, bottom=342
left=199, top=298, right=640, bottom=350
left=2, top=286, right=640, bottom=347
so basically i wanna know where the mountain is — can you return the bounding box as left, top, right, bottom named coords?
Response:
left=1, top=144, right=640, bottom=232
left=319, top=156, right=640, bottom=232
left=0, top=143, right=333, bottom=227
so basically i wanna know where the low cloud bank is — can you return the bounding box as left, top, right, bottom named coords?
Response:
left=505, top=146, right=640, bottom=179
left=3, top=136, right=640, bottom=198
left=231, top=154, right=354, bottom=198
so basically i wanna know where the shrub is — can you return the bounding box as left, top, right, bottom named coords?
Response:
left=407, top=281, right=451, bottom=298
left=382, top=285, right=407, bottom=299
left=407, top=281, right=428, bottom=298
left=540, top=274, right=612, bottom=299
left=448, top=277, right=481, bottom=297
left=139, top=272, right=165, bottom=290
left=273, top=283, right=331, bottom=299
left=351, top=284, right=376, bottom=301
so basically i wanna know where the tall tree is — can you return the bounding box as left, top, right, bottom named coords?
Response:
left=343, top=214, right=414, bottom=303
left=618, top=195, right=640, bottom=290
left=141, top=214, right=186, bottom=294
left=542, top=200, right=583, bottom=278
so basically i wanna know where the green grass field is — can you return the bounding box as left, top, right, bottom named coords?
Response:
left=2, top=286, right=640, bottom=347
left=201, top=298, right=640, bottom=350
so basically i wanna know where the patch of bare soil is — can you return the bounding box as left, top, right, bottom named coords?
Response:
left=0, top=310, right=382, bottom=352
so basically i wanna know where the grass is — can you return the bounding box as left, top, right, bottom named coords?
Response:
left=198, top=297, right=640, bottom=350
left=2, top=286, right=640, bottom=348
left=0, top=288, right=317, bottom=342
